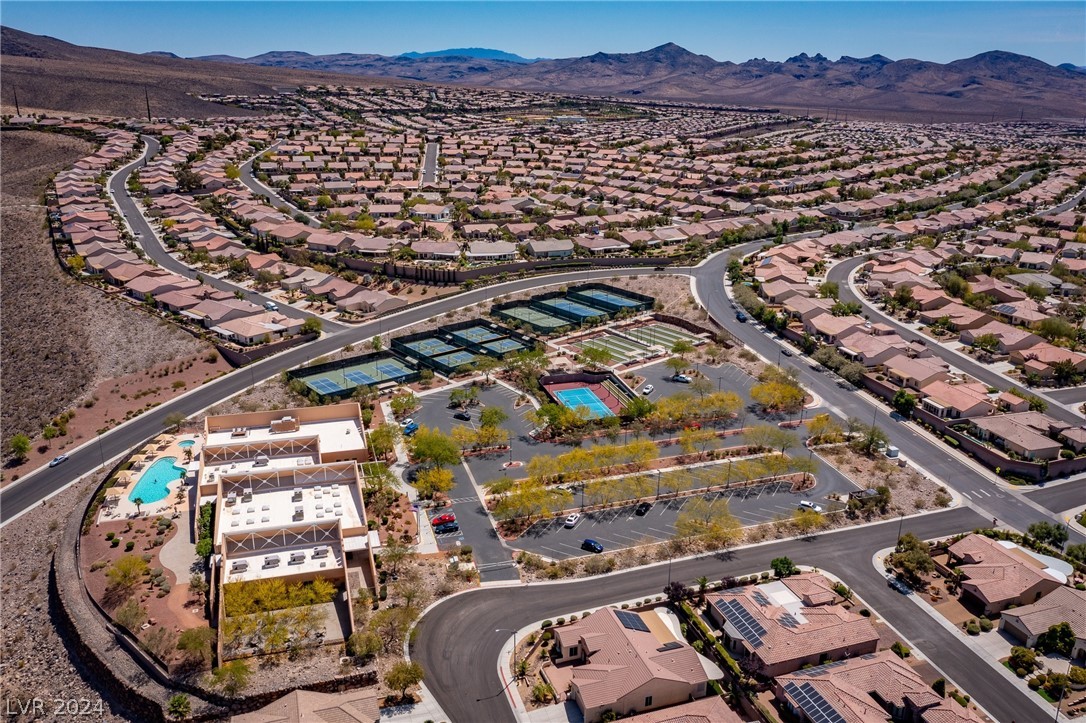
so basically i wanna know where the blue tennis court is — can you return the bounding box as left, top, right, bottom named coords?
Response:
left=535, top=298, right=608, bottom=320
left=309, top=377, right=344, bottom=394
left=433, top=350, right=477, bottom=368
left=344, top=370, right=376, bottom=385
left=576, top=288, right=642, bottom=308
left=553, top=387, right=614, bottom=419
left=451, top=326, right=500, bottom=344
left=483, top=339, right=527, bottom=355
left=401, top=339, right=457, bottom=356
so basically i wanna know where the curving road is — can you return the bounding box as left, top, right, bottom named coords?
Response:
left=108, top=136, right=333, bottom=327
left=237, top=142, right=321, bottom=228
left=414, top=507, right=1047, bottom=723
left=826, top=255, right=1086, bottom=417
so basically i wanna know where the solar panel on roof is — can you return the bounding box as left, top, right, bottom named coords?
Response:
left=783, top=682, right=847, bottom=723
left=615, top=610, right=650, bottom=632
left=656, top=641, right=683, bottom=652
left=779, top=612, right=800, bottom=629
left=752, top=589, right=770, bottom=606
left=719, top=599, right=766, bottom=647
left=792, top=658, right=852, bottom=677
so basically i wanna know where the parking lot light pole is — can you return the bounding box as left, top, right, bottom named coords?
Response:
left=896, top=512, right=906, bottom=547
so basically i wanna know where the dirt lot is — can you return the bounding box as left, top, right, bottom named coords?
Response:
left=1, top=130, right=219, bottom=471
left=0, top=473, right=132, bottom=722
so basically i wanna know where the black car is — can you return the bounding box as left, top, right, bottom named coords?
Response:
left=735, top=312, right=748, bottom=323
left=635, top=501, right=653, bottom=516
left=581, top=539, right=604, bottom=554
left=434, top=521, right=460, bottom=534
left=453, top=411, right=471, bottom=421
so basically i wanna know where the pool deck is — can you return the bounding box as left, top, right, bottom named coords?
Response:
left=99, top=434, right=201, bottom=522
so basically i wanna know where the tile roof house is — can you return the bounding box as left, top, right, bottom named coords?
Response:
left=946, top=533, right=1065, bottom=615
left=525, top=238, right=575, bottom=258
left=959, top=321, right=1043, bottom=354
left=917, top=381, right=995, bottom=420
left=774, top=651, right=983, bottom=723
left=967, top=412, right=1066, bottom=463
left=804, top=313, right=868, bottom=345
left=617, top=696, right=742, bottom=723
left=231, top=687, right=380, bottom=722
left=706, top=580, right=879, bottom=677
left=544, top=607, right=720, bottom=723
left=998, top=586, right=1086, bottom=657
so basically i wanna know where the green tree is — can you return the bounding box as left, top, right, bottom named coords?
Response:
left=1037, top=622, right=1076, bottom=656
left=670, top=340, right=695, bottom=358
left=675, top=497, right=741, bottom=548
left=472, top=354, right=500, bottom=383
left=107, top=555, right=148, bottom=593
left=8, top=433, right=30, bottom=461
left=1023, top=282, right=1048, bottom=302
left=479, top=406, right=508, bottom=428
left=115, top=598, right=148, bottom=632
left=347, top=630, right=382, bottom=659
left=580, top=344, right=614, bottom=369
left=664, top=356, right=688, bottom=377
left=892, top=388, right=917, bottom=416
left=852, top=423, right=889, bottom=456
left=212, top=660, right=251, bottom=695
left=818, top=281, right=839, bottom=299
left=301, top=317, right=323, bottom=335
left=771, top=556, right=798, bottom=578
left=166, top=694, right=191, bottom=721
left=177, top=626, right=215, bottom=663
left=385, top=660, right=424, bottom=699
left=368, top=423, right=402, bottom=458
left=408, top=426, right=461, bottom=468
left=1027, top=521, right=1069, bottom=550
left=390, top=392, right=419, bottom=419
left=792, top=508, right=826, bottom=535
left=414, top=466, right=455, bottom=499
left=164, top=412, right=187, bottom=432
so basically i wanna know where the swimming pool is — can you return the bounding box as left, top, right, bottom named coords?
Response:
left=129, top=457, right=186, bottom=503
left=177, top=440, right=195, bottom=449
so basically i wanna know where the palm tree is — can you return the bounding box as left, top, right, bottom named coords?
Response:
left=695, top=576, right=710, bottom=603
left=133, top=497, right=144, bottom=516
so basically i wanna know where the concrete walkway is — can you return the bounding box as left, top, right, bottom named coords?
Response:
left=380, top=682, right=451, bottom=723
left=159, top=488, right=200, bottom=582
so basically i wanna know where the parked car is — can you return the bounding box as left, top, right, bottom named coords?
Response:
left=263, top=301, right=279, bottom=312
left=887, top=574, right=912, bottom=595
left=581, top=539, right=604, bottom=554
left=798, top=500, right=823, bottom=513
left=684, top=422, right=701, bottom=430
left=431, top=512, right=456, bottom=527
left=399, top=418, right=415, bottom=428
left=781, top=348, right=793, bottom=357
left=673, top=374, right=691, bottom=383
left=453, top=411, right=471, bottom=421
left=564, top=513, right=581, bottom=528
left=434, top=521, right=460, bottom=534
left=642, top=384, right=654, bottom=395
left=736, top=312, right=748, bottom=323
left=635, top=502, right=653, bottom=516
left=403, top=422, right=420, bottom=436
left=49, top=454, right=69, bottom=468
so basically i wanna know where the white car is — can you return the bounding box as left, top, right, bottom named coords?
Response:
left=642, top=384, right=654, bottom=395
left=399, top=417, right=415, bottom=428
left=264, top=301, right=279, bottom=312
left=798, top=500, right=823, bottom=513
left=564, top=513, right=581, bottom=528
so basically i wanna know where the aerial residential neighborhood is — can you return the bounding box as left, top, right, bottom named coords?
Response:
left=1, top=3, right=1085, bottom=723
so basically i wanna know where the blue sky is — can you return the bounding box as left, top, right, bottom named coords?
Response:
left=3, top=2, right=1084, bottom=65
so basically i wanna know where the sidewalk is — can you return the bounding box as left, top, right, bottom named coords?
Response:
left=380, top=682, right=451, bottom=723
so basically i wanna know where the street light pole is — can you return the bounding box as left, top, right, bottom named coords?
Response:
left=496, top=628, right=519, bottom=678
left=896, top=512, right=906, bottom=547
left=1054, top=657, right=1073, bottom=722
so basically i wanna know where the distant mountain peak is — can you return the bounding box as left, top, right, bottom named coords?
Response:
left=399, top=47, right=539, bottom=63
left=144, top=50, right=180, bottom=59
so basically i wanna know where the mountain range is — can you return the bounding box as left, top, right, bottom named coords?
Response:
left=180, top=41, right=1086, bottom=120
left=399, top=48, right=540, bottom=63
left=3, top=26, right=1085, bottom=122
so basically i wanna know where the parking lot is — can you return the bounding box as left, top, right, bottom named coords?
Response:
left=510, top=475, right=846, bottom=560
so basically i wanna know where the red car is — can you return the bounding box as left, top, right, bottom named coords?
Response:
left=431, top=512, right=456, bottom=527
left=684, top=422, right=701, bottom=430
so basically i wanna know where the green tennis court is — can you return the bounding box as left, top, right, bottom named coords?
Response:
left=625, top=323, right=703, bottom=349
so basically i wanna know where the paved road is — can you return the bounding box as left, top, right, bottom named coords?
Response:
left=0, top=267, right=677, bottom=525
left=414, top=506, right=1047, bottom=723
left=1046, top=385, right=1086, bottom=406
left=237, top=141, right=320, bottom=228
left=421, top=142, right=440, bottom=185
left=826, top=255, right=1083, bottom=423
left=1024, top=478, right=1086, bottom=514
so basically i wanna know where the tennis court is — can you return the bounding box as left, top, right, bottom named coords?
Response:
left=432, top=350, right=477, bottom=369
left=571, top=332, right=653, bottom=364
left=535, top=297, right=609, bottom=321
left=307, top=377, right=345, bottom=395
left=483, top=338, right=528, bottom=355
left=625, top=323, right=703, bottom=349
left=552, top=387, right=615, bottom=419
left=495, top=305, right=569, bottom=330
left=450, top=325, right=501, bottom=345
left=298, top=356, right=416, bottom=396
left=400, top=338, right=457, bottom=357
left=574, top=288, right=644, bottom=309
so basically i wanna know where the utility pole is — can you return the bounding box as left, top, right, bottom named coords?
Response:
left=12, top=86, right=20, bottom=116
left=145, top=88, right=152, bottom=123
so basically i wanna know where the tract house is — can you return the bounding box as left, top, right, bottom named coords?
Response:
left=543, top=607, right=721, bottom=723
